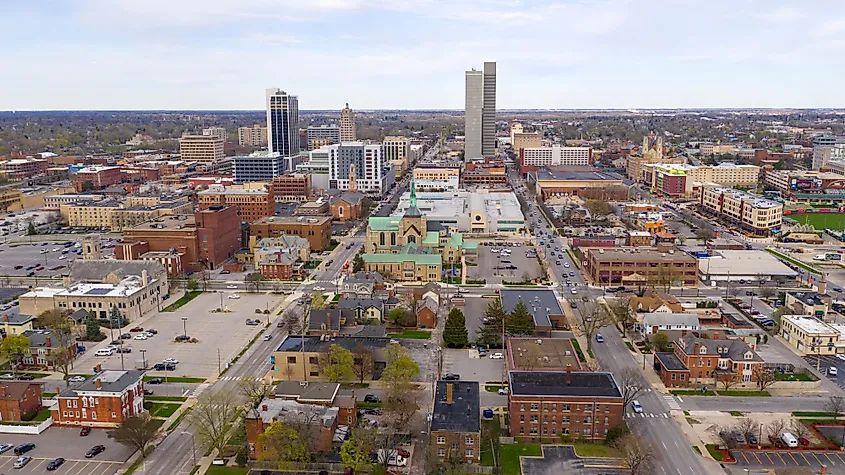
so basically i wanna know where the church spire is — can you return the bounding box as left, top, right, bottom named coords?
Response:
left=410, top=175, right=417, bottom=208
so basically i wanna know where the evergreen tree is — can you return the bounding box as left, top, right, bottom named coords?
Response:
left=26, top=221, right=36, bottom=236
left=109, top=306, right=127, bottom=329
left=506, top=300, right=535, bottom=336
left=86, top=313, right=102, bottom=341
left=477, top=299, right=506, bottom=348
left=352, top=251, right=365, bottom=273
left=443, top=308, right=469, bottom=348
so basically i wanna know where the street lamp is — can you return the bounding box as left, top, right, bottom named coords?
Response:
left=181, top=431, right=197, bottom=467
left=181, top=318, right=188, bottom=339
left=140, top=349, right=147, bottom=370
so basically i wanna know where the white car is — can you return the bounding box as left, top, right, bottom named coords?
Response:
left=830, top=366, right=839, bottom=377
left=228, top=294, right=241, bottom=299
left=133, top=334, right=148, bottom=340
left=632, top=400, right=644, bottom=413
left=564, top=263, right=570, bottom=268
left=837, top=355, right=845, bottom=362
left=95, top=347, right=115, bottom=356
left=163, top=358, right=179, bottom=364
left=313, top=286, right=325, bottom=291
left=226, top=285, right=238, bottom=289
left=490, top=352, right=504, bottom=359
left=68, top=376, right=86, bottom=383
left=262, top=335, right=272, bottom=341
left=58, top=255, right=67, bottom=260
left=570, top=289, right=578, bottom=294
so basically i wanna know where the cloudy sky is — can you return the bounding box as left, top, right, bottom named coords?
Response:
left=4, top=0, right=845, bottom=110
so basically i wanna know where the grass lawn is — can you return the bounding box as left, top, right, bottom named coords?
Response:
left=693, top=446, right=702, bottom=455
left=356, top=401, right=383, bottom=409
left=500, top=443, right=542, bottom=475
left=205, top=467, right=249, bottom=475
left=570, top=339, right=586, bottom=362
left=485, top=385, right=503, bottom=393
left=143, top=376, right=206, bottom=384
left=767, top=249, right=822, bottom=275
left=717, top=390, right=770, bottom=397
left=146, top=396, right=188, bottom=402
left=481, top=418, right=503, bottom=467
left=789, top=212, right=845, bottom=232
left=728, top=411, right=743, bottom=416
left=162, top=291, right=202, bottom=312
left=340, top=383, right=370, bottom=389
left=43, top=392, right=56, bottom=398
left=144, top=402, right=182, bottom=418
left=30, top=408, right=51, bottom=421
left=793, top=411, right=837, bottom=418
left=572, top=443, right=619, bottom=458
left=670, top=389, right=716, bottom=396
left=387, top=330, right=431, bottom=339
left=624, top=341, right=635, bottom=352
left=705, top=444, right=724, bottom=461
left=775, top=372, right=816, bottom=382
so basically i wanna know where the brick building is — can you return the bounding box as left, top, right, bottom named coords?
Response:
left=197, top=183, right=275, bottom=223
left=74, top=166, right=122, bottom=192
left=674, top=334, right=764, bottom=384
left=51, top=370, right=145, bottom=428
left=431, top=381, right=481, bottom=464
left=508, top=370, right=624, bottom=441
left=271, top=175, right=311, bottom=202
left=118, top=206, right=241, bottom=272
left=583, top=247, right=698, bottom=288
left=329, top=191, right=364, bottom=221
left=0, top=382, right=42, bottom=421
left=250, top=216, right=332, bottom=251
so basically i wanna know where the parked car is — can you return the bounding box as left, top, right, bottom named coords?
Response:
left=13, top=456, right=31, bottom=468
left=133, top=334, right=148, bottom=340
left=14, top=443, right=35, bottom=455
left=163, top=358, right=179, bottom=364
left=46, top=457, right=66, bottom=470
left=443, top=373, right=460, bottom=381
left=119, top=333, right=132, bottom=339
left=226, top=285, right=238, bottom=289
left=146, top=329, right=158, bottom=334
left=147, top=378, right=163, bottom=384
left=80, top=426, right=91, bottom=436
left=747, top=433, right=758, bottom=445
left=117, top=346, right=132, bottom=354
left=632, top=401, right=643, bottom=413
left=0, top=443, right=13, bottom=453
left=489, top=352, right=504, bottom=359
left=830, top=367, right=839, bottom=377
left=69, top=376, right=86, bottom=383
left=144, top=389, right=154, bottom=395
left=85, top=445, right=105, bottom=458
left=363, top=394, right=381, bottom=403
left=129, top=327, right=144, bottom=332
left=228, top=294, right=241, bottom=299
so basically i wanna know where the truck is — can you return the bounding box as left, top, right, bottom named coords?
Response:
left=781, top=432, right=799, bottom=448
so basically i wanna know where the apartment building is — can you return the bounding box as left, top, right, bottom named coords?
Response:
left=698, top=185, right=782, bottom=236
left=583, top=247, right=698, bottom=287
left=179, top=134, right=225, bottom=165
left=508, top=370, right=624, bottom=441
left=431, top=381, right=481, bottom=464
left=250, top=215, right=332, bottom=251
left=306, top=125, right=340, bottom=150
left=51, top=370, right=145, bottom=428
left=327, top=142, right=392, bottom=194
left=74, top=166, right=122, bottom=192
left=674, top=335, right=764, bottom=383
left=625, top=155, right=684, bottom=183
left=413, top=167, right=461, bottom=191
left=63, top=199, right=192, bottom=231
left=522, top=146, right=592, bottom=167
left=383, top=136, right=410, bottom=177
left=271, top=336, right=391, bottom=381
left=644, top=163, right=761, bottom=197
left=0, top=158, right=48, bottom=180
left=197, top=183, right=274, bottom=222
left=512, top=132, right=542, bottom=155
left=237, top=124, right=268, bottom=147
left=700, top=143, right=738, bottom=156
left=271, top=174, right=311, bottom=202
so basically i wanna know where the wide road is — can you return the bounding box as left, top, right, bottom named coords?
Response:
left=513, top=173, right=721, bottom=475
left=678, top=395, right=829, bottom=413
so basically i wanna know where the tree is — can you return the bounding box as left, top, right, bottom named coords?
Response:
left=718, top=376, right=738, bottom=392
left=51, top=346, right=76, bottom=386
left=0, top=335, right=29, bottom=376
left=310, top=291, right=327, bottom=310
left=826, top=395, right=845, bottom=420
left=387, top=308, right=406, bottom=326
left=477, top=299, right=506, bottom=347
left=506, top=301, right=535, bottom=336
left=108, top=305, right=127, bottom=329
left=443, top=308, right=468, bottom=348
left=352, top=251, right=365, bottom=273
left=695, top=228, right=715, bottom=245
left=611, top=434, right=656, bottom=475
left=760, top=287, right=776, bottom=299
left=765, top=418, right=788, bottom=440
left=606, top=296, right=634, bottom=337
left=573, top=302, right=613, bottom=353
left=651, top=333, right=671, bottom=352
left=710, top=425, right=737, bottom=450
left=340, top=426, right=378, bottom=472
left=756, top=369, right=777, bottom=392
left=237, top=376, right=272, bottom=408
left=86, top=315, right=103, bottom=341
left=382, top=343, right=420, bottom=387
left=186, top=278, right=199, bottom=292
left=26, top=221, right=36, bottom=236
left=351, top=344, right=375, bottom=384
left=618, top=368, right=649, bottom=419
left=200, top=270, right=211, bottom=292
left=789, top=419, right=810, bottom=440
left=319, top=344, right=355, bottom=382
left=736, top=418, right=757, bottom=440
left=189, top=389, right=240, bottom=458
left=113, top=414, right=159, bottom=458
left=384, top=383, right=419, bottom=428
left=257, top=421, right=311, bottom=467
left=583, top=199, right=611, bottom=218
left=245, top=273, right=264, bottom=293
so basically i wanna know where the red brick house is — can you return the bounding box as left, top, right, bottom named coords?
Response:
left=674, top=335, right=764, bottom=384
left=0, top=382, right=42, bottom=421
left=51, top=370, right=145, bottom=428
left=417, top=297, right=438, bottom=329
left=653, top=352, right=691, bottom=388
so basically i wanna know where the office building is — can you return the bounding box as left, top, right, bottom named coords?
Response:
left=780, top=315, right=844, bottom=356
left=327, top=142, right=392, bottom=194
left=481, top=62, right=497, bottom=156
left=202, top=127, right=227, bottom=142
left=464, top=68, right=483, bottom=160
left=431, top=381, right=481, bottom=464
left=697, top=185, right=782, bottom=236
left=237, top=124, right=268, bottom=147
left=643, top=163, right=761, bottom=198
left=197, top=183, right=275, bottom=223
left=179, top=134, right=225, bottom=165
left=512, top=132, right=542, bottom=156
left=340, top=103, right=356, bottom=142
left=510, top=122, right=523, bottom=143
left=266, top=88, right=300, bottom=157
left=51, top=370, right=145, bottom=428
left=0, top=157, right=48, bottom=180
left=232, top=152, right=286, bottom=184
left=507, top=370, right=623, bottom=441
left=383, top=136, right=410, bottom=177
left=812, top=136, right=845, bottom=170
left=250, top=216, right=332, bottom=251
left=584, top=247, right=698, bottom=287
left=413, top=167, right=461, bottom=191
left=522, top=146, right=592, bottom=168
left=272, top=174, right=311, bottom=202
left=306, top=125, right=341, bottom=150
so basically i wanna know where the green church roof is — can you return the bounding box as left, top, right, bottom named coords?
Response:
left=368, top=216, right=401, bottom=231
left=362, top=253, right=442, bottom=265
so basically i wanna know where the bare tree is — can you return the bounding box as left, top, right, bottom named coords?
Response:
left=573, top=301, right=614, bottom=353
left=606, top=296, right=634, bottom=337
left=189, top=389, right=241, bottom=457
left=718, top=376, right=738, bottom=392
left=736, top=418, right=756, bottom=439
left=611, top=434, right=657, bottom=475
left=757, top=370, right=777, bottom=392
left=113, top=414, right=160, bottom=458
left=200, top=270, right=211, bottom=292
left=826, top=395, right=845, bottom=419
left=237, top=376, right=273, bottom=408
left=765, top=418, right=788, bottom=440
left=710, top=425, right=738, bottom=449
left=726, top=286, right=742, bottom=298
left=789, top=419, right=810, bottom=440
left=351, top=344, right=374, bottom=384
left=760, top=287, right=776, bottom=299
left=618, top=368, right=649, bottom=419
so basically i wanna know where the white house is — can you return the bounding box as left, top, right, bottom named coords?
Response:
left=640, top=313, right=701, bottom=336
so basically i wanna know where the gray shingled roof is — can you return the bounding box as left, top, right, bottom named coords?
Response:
left=500, top=289, right=561, bottom=327
left=69, top=260, right=165, bottom=283
left=273, top=381, right=340, bottom=402
left=336, top=298, right=384, bottom=311
left=58, top=370, right=144, bottom=397
left=678, top=335, right=764, bottom=362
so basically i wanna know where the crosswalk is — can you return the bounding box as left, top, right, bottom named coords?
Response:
left=664, top=394, right=682, bottom=410
left=627, top=412, right=671, bottom=419
left=192, top=382, right=211, bottom=397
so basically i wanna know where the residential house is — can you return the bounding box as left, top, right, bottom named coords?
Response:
left=431, top=381, right=481, bottom=464
left=20, top=329, right=76, bottom=369
left=51, top=370, right=145, bottom=428
left=417, top=297, right=438, bottom=329
left=630, top=291, right=683, bottom=314
left=336, top=298, right=384, bottom=322
left=308, top=309, right=354, bottom=337
left=0, top=313, right=34, bottom=336
left=271, top=336, right=391, bottom=382
left=674, top=335, right=765, bottom=384
left=653, top=352, right=691, bottom=388
left=640, top=313, right=701, bottom=336
left=340, top=272, right=387, bottom=298
left=0, top=382, right=42, bottom=421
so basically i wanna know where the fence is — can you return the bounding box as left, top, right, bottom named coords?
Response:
left=0, top=417, right=52, bottom=434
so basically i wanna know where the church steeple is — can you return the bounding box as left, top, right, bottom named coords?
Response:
left=404, top=175, right=421, bottom=218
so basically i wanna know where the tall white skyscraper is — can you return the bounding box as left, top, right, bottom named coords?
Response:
left=266, top=88, right=300, bottom=157
left=464, top=69, right=483, bottom=160
left=464, top=61, right=496, bottom=161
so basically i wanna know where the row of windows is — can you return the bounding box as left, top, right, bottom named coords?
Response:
left=436, top=436, right=474, bottom=444
left=518, top=403, right=610, bottom=412
left=519, top=415, right=612, bottom=425
left=519, top=427, right=608, bottom=436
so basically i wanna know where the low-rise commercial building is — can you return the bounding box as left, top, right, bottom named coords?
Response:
left=584, top=247, right=698, bottom=287
left=500, top=289, right=566, bottom=333
left=780, top=315, right=840, bottom=356
left=51, top=370, right=145, bottom=428
left=698, top=185, right=782, bottom=236
left=250, top=215, right=332, bottom=251
left=507, top=370, right=624, bottom=441
left=785, top=291, right=831, bottom=319
left=271, top=336, right=391, bottom=381
left=391, top=189, right=525, bottom=235
left=530, top=170, right=628, bottom=202
left=698, top=250, right=798, bottom=283
left=413, top=167, right=460, bottom=191
left=197, top=183, right=275, bottom=223
left=431, top=381, right=481, bottom=464
left=74, top=166, right=122, bottom=192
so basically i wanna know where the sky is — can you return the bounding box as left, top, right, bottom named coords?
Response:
left=3, top=0, right=845, bottom=110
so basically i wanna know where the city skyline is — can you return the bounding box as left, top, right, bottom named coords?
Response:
left=4, top=1, right=845, bottom=110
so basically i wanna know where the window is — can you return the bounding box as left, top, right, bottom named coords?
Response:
left=309, top=357, right=318, bottom=364
left=465, top=437, right=473, bottom=445
left=584, top=404, right=593, bottom=412
left=309, top=371, right=319, bottom=377
left=465, top=449, right=473, bottom=457
left=92, top=412, right=97, bottom=419
left=562, top=404, right=571, bottom=411
left=287, top=356, right=297, bottom=364
left=519, top=415, right=524, bottom=422
left=111, top=412, right=116, bottom=418
left=530, top=415, right=538, bottom=423
left=451, top=444, right=457, bottom=450
left=530, top=403, right=538, bottom=411
left=437, top=436, right=445, bottom=444
left=438, top=448, right=445, bottom=457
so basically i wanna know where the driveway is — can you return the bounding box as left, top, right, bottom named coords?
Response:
left=442, top=348, right=506, bottom=384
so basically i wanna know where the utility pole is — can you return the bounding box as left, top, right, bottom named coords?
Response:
left=217, top=348, right=221, bottom=375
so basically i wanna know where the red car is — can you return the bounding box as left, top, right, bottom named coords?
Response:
left=129, top=327, right=144, bottom=332
left=80, top=426, right=91, bottom=437
left=799, top=437, right=810, bottom=446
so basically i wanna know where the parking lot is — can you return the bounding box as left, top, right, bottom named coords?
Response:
left=460, top=296, right=499, bottom=341
left=442, top=348, right=506, bottom=384
left=0, top=239, right=83, bottom=278
left=467, top=244, right=542, bottom=284
left=76, top=292, right=283, bottom=379
left=0, top=426, right=132, bottom=474
left=803, top=354, right=845, bottom=391
left=734, top=449, right=845, bottom=470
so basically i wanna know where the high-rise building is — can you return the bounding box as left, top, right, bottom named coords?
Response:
left=382, top=136, right=410, bottom=177
left=464, top=61, right=496, bottom=161
left=522, top=146, right=592, bottom=167
left=340, top=103, right=356, bottom=142
left=202, top=127, right=228, bottom=142
left=232, top=153, right=286, bottom=184
left=238, top=124, right=268, bottom=147
left=464, top=69, right=483, bottom=161
left=481, top=61, right=497, bottom=157
left=306, top=125, right=341, bottom=150
left=179, top=134, right=225, bottom=165
left=327, top=142, right=392, bottom=194
left=266, top=88, right=300, bottom=157
left=812, top=136, right=845, bottom=170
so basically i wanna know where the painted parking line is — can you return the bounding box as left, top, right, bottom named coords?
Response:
left=801, top=452, right=811, bottom=466
left=63, top=460, right=80, bottom=474
left=813, top=453, right=824, bottom=466
left=30, top=458, right=47, bottom=470
left=788, top=452, right=799, bottom=465
left=739, top=451, right=750, bottom=464
left=775, top=452, right=787, bottom=465
left=75, top=461, right=93, bottom=475
left=826, top=453, right=837, bottom=465
left=753, top=451, right=763, bottom=464
left=95, top=461, right=116, bottom=475
left=764, top=452, right=776, bottom=464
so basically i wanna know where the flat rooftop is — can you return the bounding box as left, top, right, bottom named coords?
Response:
left=536, top=170, right=624, bottom=181
left=253, top=216, right=331, bottom=225
left=500, top=289, right=562, bottom=327
left=392, top=190, right=524, bottom=222
left=509, top=371, right=622, bottom=398
left=700, top=250, right=798, bottom=277
left=655, top=352, right=687, bottom=371
left=507, top=338, right=581, bottom=371
left=588, top=247, right=696, bottom=263
left=128, top=215, right=197, bottom=231
left=431, top=381, right=480, bottom=434
left=784, top=315, right=837, bottom=335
